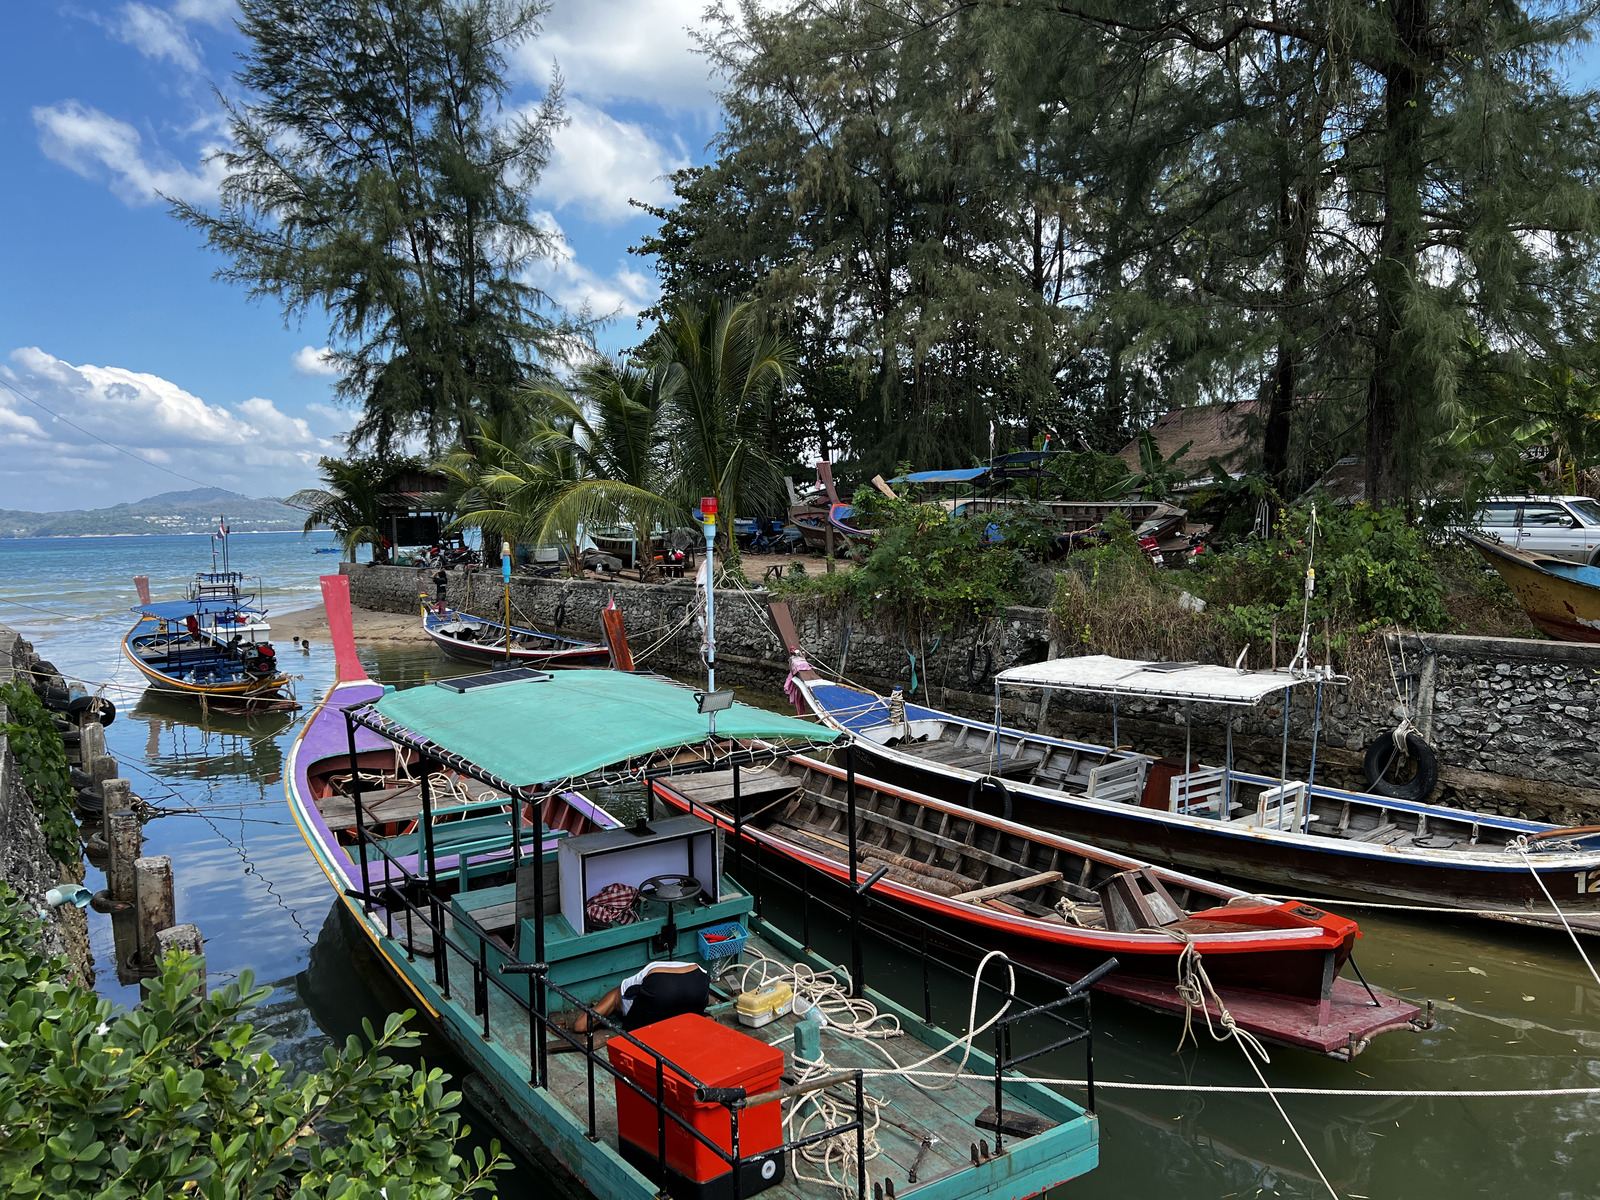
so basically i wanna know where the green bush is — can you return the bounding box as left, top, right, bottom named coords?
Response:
left=0, top=680, right=80, bottom=863
left=0, top=883, right=506, bottom=1199
left=1196, top=501, right=1453, bottom=639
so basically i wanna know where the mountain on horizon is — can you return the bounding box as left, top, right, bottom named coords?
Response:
left=0, top=489, right=306, bottom=539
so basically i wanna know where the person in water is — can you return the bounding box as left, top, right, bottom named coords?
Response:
left=572, top=962, right=709, bottom=1033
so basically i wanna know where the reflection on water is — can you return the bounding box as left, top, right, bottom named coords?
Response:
left=5, top=533, right=1600, bottom=1197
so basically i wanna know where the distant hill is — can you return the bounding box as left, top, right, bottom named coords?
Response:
left=0, top=489, right=308, bottom=538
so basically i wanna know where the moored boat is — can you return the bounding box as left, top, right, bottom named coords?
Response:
left=288, top=575, right=1106, bottom=1200
left=652, top=755, right=1423, bottom=1059
left=1465, top=532, right=1600, bottom=642
left=120, top=528, right=295, bottom=711
left=771, top=604, right=1600, bottom=936
left=422, top=604, right=613, bottom=669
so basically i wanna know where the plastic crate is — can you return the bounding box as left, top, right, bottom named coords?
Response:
left=697, top=921, right=749, bottom=961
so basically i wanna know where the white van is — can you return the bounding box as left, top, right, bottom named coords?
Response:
left=1464, top=495, right=1600, bottom=565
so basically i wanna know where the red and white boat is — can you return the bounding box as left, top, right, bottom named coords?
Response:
left=653, top=753, right=1426, bottom=1059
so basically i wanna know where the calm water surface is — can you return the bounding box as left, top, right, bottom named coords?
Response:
left=2, top=532, right=1597, bottom=1198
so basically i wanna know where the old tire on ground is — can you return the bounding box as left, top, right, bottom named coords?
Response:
left=1363, top=732, right=1439, bottom=802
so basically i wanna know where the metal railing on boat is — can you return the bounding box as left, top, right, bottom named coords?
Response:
left=334, top=707, right=1108, bottom=1196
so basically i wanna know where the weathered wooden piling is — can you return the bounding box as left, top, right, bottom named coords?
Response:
left=78, top=719, right=106, bottom=766
left=105, top=805, right=141, bottom=903
left=134, top=855, right=175, bottom=967
left=156, top=924, right=205, bottom=996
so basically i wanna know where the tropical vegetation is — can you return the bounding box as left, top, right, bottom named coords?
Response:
left=0, top=883, right=505, bottom=1198
left=287, top=456, right=424, bottom=562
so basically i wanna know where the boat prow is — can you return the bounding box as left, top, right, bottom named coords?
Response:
left=1464, top=532, right=1600, bottom=642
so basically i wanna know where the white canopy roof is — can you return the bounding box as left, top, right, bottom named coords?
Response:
left=993, top=655, right=1337, bottom=706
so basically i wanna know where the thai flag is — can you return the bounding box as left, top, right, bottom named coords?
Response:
left=217, top=516, right=229, bottom=537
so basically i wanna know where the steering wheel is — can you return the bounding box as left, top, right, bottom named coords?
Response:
left=638, top=874, right=704, bottom=905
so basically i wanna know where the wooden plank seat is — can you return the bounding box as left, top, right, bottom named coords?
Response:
left=664, top=768, right=800, bottom=808
left=374, top=799, right=544, bottom=886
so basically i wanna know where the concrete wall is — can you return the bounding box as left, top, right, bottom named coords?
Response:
left=0, top=626, right=90, bottom=975
left=344, top=564, right=1600, bottom=825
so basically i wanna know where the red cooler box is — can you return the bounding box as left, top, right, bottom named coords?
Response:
left=607, top=1013, right=787, bottom=1200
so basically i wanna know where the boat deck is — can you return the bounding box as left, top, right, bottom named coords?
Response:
left=375, top=901, right=1084, bottom=1199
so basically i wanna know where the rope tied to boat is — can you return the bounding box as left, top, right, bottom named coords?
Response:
left=1165, top=930, right=1339, bottom=1200
left=1510, top=835, right=1600, bottom=993
left=783, top=653, right=815, bottom=714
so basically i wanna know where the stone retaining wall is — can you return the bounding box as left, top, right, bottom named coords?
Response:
left=0, top=626, right=91, bottom=975
left=343, top=564, right=1600, bottom=825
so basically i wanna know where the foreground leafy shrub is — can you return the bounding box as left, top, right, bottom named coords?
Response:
left=0, top=883, right=505, bottom=1198
left=0, top=680, right=80, bottom=863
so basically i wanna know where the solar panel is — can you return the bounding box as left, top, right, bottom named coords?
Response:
left=434, top=668, right=552, bottom=693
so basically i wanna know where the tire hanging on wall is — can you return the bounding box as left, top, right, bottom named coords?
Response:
left=1362, top=732, right=1439, bottom=802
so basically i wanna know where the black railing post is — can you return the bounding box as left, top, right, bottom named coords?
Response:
left=1084, top=995, right=1095, bottom=1113
left=846, top=743, right=863, bottom=997
left=586, top=1030, right=597, bottom=1140
left=431, top=893, right=446, bottom=990
left=854, top=1070, right=866, bottom=1199
left=344, top=710, right=371, bottom=913
left=921, top=925, right=932, bottom=1022
left=730, top=1105, right=742, bottom=1200
left=535, top=965, right=548, bottom=1088
left=419, top=759, right=437, bottom=890
left=993, top=1024, right=1006, bottom=1155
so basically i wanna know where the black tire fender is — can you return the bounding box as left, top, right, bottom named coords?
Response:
left=966, top=775, right=1013, bottom=822
left=66, top=694, right=116, bottom=726
left=1363, top=732, right=1439, bottom=802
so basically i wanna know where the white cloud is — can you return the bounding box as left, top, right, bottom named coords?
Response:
left=172, top=0, right=235, bottom=27
left=516, top=0, right=720, bottom=114
left=292, top=346, right=342, bottom=378
left=33, top=101, right=225, bottom=205
left=537, top=101, right=685, bottom=223
left=110, top=3, right=201, bottom=70
left=0, top=348, right=335, bottom=508
left=527, top=211, right=658, bottom=323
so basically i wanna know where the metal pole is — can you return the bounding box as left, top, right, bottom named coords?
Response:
left=344, top=710, right=371, bottom=912
left=420, top=758, right=437, bottom=891
left=847, top=742, right=863, bottom=998
left=502, top=540, right=513, bottom=668
left=732, top=763, right=743, bottom=880
left=702, top=498, right=718, bottom=737
left=1307, top=682, right=1325, bottom=795
left=993, top=679, right=1002, bottom=775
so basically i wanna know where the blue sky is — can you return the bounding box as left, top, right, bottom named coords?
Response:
left=0, top=0, right=721, bottom=510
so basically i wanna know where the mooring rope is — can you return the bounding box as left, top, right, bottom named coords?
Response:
left=1511, top=836, right=1600, bottom=992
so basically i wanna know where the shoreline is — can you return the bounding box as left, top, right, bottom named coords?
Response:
left=270, top=601, right=429, bottom=647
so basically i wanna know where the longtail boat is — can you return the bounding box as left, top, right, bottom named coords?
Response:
left=1464, top=532, right=1600, bottom=642
left=653, top=756, right=1422, bottom=1060
left=422, top=604, right=612, bottom=669
left=121, top=525, right=295, bottom=711
left=288, top=576, right=1104, bottom=1200
left=770, top=604, right=1600, bottom=936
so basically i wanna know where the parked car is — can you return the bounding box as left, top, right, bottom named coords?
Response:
left=1459, top=495, right=1600, bottom=565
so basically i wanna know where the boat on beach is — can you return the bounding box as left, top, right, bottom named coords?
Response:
left=421, top=603, right=613, bottom=669
left=770, top=604, right=1600, bottom=936
left=120, top=527, right=296, bottom=711
left=1464, top=532, right=1600, bottom=642
left=652, top=755, right=1423, bottom=1060
left=288, top=575, right=1106, bottom=1200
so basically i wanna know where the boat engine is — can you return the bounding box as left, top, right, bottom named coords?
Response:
left=240, top=641, right=279, bottom=678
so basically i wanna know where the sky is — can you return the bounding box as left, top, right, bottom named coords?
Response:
left=0, top=0, right=723, bottom=510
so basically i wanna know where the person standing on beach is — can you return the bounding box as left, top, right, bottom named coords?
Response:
left=432, top=567, right=449, bottom=613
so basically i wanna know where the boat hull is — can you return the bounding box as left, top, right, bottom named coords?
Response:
left=651, top=761, right=1422, bottom=1059
left=121, top=619, right=293, bottom=707
left=422, top=606, right=612, bottom=670
left=1466, top=533, right=1600, bottom=642
left=798, top=677, right=1600, bottom=935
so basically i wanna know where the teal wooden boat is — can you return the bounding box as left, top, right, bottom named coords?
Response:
left=289, top=575, right=1104, bottom=1200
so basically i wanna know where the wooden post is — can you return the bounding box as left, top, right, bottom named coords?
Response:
left=78, top=720, right=107, bottom=767
left=134, top=856, right=175, bottom=968
left=156, top=924, right=205, bottom=996
left=105, top=796, right=140, bottom=902
left=90, top=754, right=119, bottom=798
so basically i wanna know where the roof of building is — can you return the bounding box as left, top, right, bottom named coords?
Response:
left=1117, top=402, right=1262, bottom=478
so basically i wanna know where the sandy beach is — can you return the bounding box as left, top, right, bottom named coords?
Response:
left=271, top=602, right=430, bottom=647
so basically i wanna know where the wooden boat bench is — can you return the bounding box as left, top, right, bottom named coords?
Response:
left=1085, top=757, right=1147, bottom=804
left=1228, top=783, right=1316, bottom=831
left=374, top=799, right=564, bottom=888
left=1168, top=767, right=1231, bottom=819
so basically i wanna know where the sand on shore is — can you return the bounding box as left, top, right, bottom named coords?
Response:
left=271, top=603, right=430, bottom=647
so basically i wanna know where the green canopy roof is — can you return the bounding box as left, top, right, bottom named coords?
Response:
left=367, top=670, right=837, bottom=787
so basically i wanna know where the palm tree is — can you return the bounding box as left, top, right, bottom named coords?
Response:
left=525, top=361, right=677, bottom=576
left=286, top=456, right=416, bottom=562
left=651, top=299, right=794, bottom=568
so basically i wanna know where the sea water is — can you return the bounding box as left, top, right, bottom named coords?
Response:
left=2, top=532, right=1598, bottom=1197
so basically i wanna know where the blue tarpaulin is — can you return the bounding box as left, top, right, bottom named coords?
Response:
left=890, top=468, right=989, bottom=484
left=133, top=599, right=264, bottom=620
